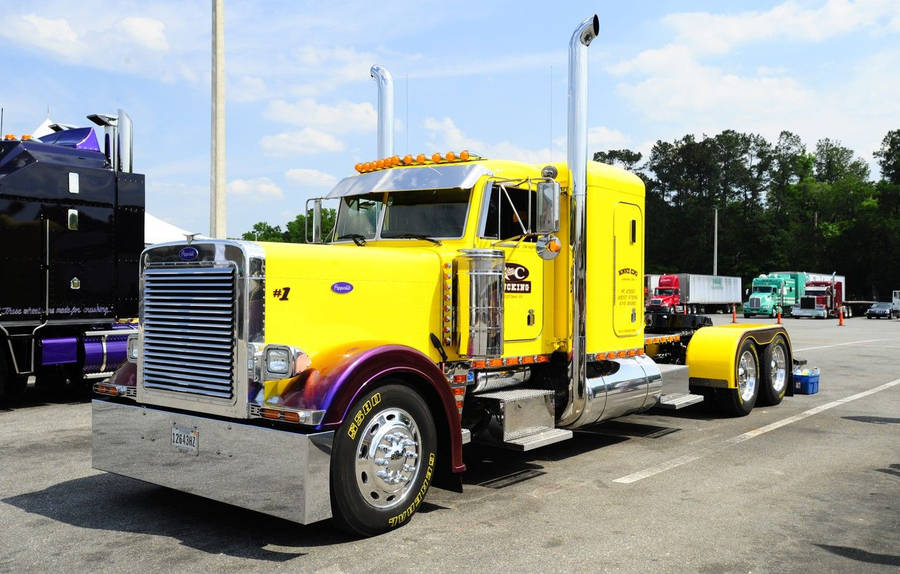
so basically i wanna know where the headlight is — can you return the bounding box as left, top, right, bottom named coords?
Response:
left=127, top=334, right=139, bottom=362
left=263, top=345, right=311, bottom=380
left=266, top=347, right=291, bottom=375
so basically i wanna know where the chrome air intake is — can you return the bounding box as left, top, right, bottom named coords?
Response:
left=370, top=65, right=394, bottom=158
left=559, top=14, right=599, bottom=427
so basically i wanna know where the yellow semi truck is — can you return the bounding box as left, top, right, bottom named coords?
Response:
left=91, top=15, right=794, bottom=536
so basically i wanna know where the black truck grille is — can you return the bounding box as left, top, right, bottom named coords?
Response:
left=142, top=266, right=236, bottom=399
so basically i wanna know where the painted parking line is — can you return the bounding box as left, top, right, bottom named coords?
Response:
left=613, top=378, right=900, bottom=485
left=793, top=338, right=891, bottom=352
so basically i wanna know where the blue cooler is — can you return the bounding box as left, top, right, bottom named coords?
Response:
left=793, top=367, right=819, bottom=394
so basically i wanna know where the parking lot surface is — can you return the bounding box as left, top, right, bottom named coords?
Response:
left=1, top=315, right=898, bottom=573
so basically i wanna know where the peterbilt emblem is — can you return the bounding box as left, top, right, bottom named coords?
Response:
left=331, top=282, right=354, bottom=294
left=179, top=246, right=199, bottom=261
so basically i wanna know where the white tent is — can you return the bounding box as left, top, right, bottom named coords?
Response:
left=145, top=213, right=205, bottom=245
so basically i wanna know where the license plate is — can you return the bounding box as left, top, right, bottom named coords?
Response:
left=171, top=423, right=199, bottom=455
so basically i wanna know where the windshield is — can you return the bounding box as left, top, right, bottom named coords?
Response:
left=332, top=188, right=470, bottom=242
left=753, top=286, right=775, bottom=294
left=333, top=193, right=384, bottom=240
left=381, top=188, right=469, bottom=238
left=655, top=288, right=675, bottom=296
left=872, top=303, right=891, bottom=309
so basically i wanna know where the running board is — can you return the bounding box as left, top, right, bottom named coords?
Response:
left=654, top=392, right=705, bottom=411
left=503, top=428, right=573, bottom=451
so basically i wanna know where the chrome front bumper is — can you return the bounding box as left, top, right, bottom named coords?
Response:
left=92, top=400, right=333, bottom=525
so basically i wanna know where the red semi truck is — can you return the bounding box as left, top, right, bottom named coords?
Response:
left=791, top=276, right=847, bottom=319
left=647, top=274, right=741, bottom=314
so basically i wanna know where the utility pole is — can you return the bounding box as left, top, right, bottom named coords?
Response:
left=210, top=0, right=226, bottom=238
left=713, top=207, right=718, bottom=275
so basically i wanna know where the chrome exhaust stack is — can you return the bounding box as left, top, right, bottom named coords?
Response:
left=370, top=65, right=394, bottom=158
left=559, top=14, right=599, bottom=427
left=87, top=109, right=133, bottom=173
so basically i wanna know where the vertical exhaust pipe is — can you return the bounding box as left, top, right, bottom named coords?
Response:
left=117, top=109, right=133, bottom=173
left=560, top=14, right=599, bottom=426
left=370, top=65, right=394, bottom=158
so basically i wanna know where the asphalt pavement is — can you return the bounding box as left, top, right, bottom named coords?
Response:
left=1, top=315, right=898, bottom=573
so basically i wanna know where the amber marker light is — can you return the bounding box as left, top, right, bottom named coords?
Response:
left=432, top=152, right=443, bottom=163
left=4, top=134, right=15, bottom=140
left=446, top=151, right=456, bottom=161
left=416, top=153, right=426, bottom=164
left=403, top=155, right=413, bottom=165
left=391, top=155, right=401, bottom=166
left=21, top=134, right=32, bottom=140
left=355, top=163, right=363, bottom=172
left=460, top=150, right=470, bottom=160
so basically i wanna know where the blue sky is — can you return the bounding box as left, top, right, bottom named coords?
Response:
left=1, top=1, right=898, bottom=237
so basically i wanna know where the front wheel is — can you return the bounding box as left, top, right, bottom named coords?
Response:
left=717, top=340, right=759, bottom=416
left=330, top=383, right=437, bottom=537
left=758, top=335, right=789, bottom=406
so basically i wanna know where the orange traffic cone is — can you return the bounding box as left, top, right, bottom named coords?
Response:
left=732, top=304, right=737, bottom=324
left=838, top=308, right=844, bottom=326
left=777, top=310, right=782, bottom=324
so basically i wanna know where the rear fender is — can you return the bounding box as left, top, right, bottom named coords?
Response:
left=686, top=325, right=793, bottom=395
left=279, top=344, right=465, bottom=474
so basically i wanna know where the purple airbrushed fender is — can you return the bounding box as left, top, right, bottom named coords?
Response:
left=111, top=343, right=468, bottom=475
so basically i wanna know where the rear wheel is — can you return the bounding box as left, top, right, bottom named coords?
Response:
left=330, top=383, right=437, bottom=537
left=758, top=335, right=789, bottom=406
left=717, top=340, right=759, bottom=416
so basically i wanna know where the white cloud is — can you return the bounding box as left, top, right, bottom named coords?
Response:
left=227, top=177, right=283, bottom=199
left=119, top=17, right=169, bottom=52
left=259, top=128, right=345, bottom=156
left=589, top=126, right=630, bottom=151
left=231, top=76, right=269, bottom=103
left=662, top=0, right=899, bottom=56
left=424, top=117, right=630, bottom=163
left=0, top=4, right=205, bottom=83
left=265, top=99, right=377, bottom=133
left=285, top=168, right=338, bottom=188
left=425, top=117, right=562, bottom=164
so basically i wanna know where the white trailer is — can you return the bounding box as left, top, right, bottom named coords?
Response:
left=677, top=274, right=742, bottom=314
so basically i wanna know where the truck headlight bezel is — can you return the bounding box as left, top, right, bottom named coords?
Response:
left=263, top=345, right=310, bottom=380
left=126, top=334, right=139, bottom=363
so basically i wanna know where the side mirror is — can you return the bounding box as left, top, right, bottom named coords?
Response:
left=535, top=181, right=560, bottom=234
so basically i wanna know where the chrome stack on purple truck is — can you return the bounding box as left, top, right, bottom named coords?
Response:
left=0, top=111, right=144, bottom=399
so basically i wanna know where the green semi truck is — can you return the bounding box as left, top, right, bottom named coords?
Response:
left=743, top=272, right=806, bottom=318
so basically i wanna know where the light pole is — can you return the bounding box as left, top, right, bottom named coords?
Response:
left=713, top=207, right=718, bottom=275
left=210, top=0, right=226, bottom=238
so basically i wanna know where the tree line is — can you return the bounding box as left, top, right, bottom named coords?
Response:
left=243, top=129, right=900, bottom=300
left=598, top=129, right=899, bottom=300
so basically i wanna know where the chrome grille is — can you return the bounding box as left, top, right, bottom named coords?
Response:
left=749, top=297, right=761, bottom=308
left=142, top=266, right=236, bottom=399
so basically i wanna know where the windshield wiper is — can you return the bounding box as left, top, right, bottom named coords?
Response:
left=382, top=233, right=442, bottom=246
left=336, top=233, right=367, bottom=246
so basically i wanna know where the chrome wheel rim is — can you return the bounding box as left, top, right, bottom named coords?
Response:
left=769, top=344, right=787, bottom=393
left=737, top=350, right=757, bottom=402
left=355, top=407, right=422, bottom=510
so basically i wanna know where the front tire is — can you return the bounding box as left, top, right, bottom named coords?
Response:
left=758, top=335, right=789, bottom=406
left=330, top=383, right=437, bottom=537
left=717, top=340, right=759, bottom=416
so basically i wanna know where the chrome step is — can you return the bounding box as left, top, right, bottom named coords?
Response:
left=504, top=428, right=573, bottom=451
left=654, top=392, right=705, bottom=411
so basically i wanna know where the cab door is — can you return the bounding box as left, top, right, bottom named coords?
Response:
left=478, top=182, right=544, bottom=342
left=613, top=202, right=643, bottom=336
